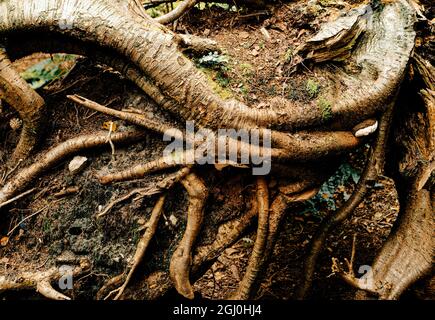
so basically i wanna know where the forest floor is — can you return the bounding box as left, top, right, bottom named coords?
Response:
left=0, top=0, right=432, bottom=300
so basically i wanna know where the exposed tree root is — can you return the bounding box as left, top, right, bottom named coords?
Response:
left=0, top=259, right=91, bottom=300
left=68, top=94, right=183, bottom=141
left=0, top=47, right=45, bottom=162
left=103, top=195, right=166, bottom=300
left=0, top=0, right=416, bottom=132
left=169, top=172, right=208, bottom=299
left=230, top=179, right=321, bottom=300
left=231, top=177, right=269, bottom=300
left=68, top=94, right=364, bottom=168
left=155, top=0, right=199, bottom=25
left=0, top=130, right=146, bottom=206
left=97, top=167, right=190, bottom=218
left=192, top=192, right=258, bottom=271
left=98, top=154, right=186, bottom=185
left=101, top=194, right=258, bottom=300
left=341, top=56, right=434, bottom=300
left=0, top=0, right=427, bottom=301
left=298, top=102, right=395, bottom=299
left=334, top=188, right=434, bottom=299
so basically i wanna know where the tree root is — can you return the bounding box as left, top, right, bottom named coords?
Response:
left=155, top=0, right=198, bottom=25
left=230, top=179, right=320, bottom=300
left=97, top=167, right=190, bottom=218
left=231, top=177, right=269, bottom=300
left=169, top=172, right=208, bottom=299
left=0, top=259, right=91, bottom=300
left=0, top=47, right=45, bottom=162
left=0, top=130, right=146, bottom=206
left=104, top=195, right=166, bottom=300
left=0, top=0, right=416, bottom=132
left=298, top=102, right=395, bottom=299
left=67, top=94, right=183, bottom=140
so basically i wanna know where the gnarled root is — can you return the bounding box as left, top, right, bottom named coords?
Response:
left=231, top=177, right=269, bottom=300
left=333, top=188, right=434, bottom=299
left=0, top=259, right=90, bottom=300
left=169, top=172, right=208, bottom=299
left=231, top=180, right=320, bottom=300
left=97, top=167, right=191, bottom=218
left=0, top=130, right=146, bottom=206
left=298, top=102, right=394, bottom=299
left=0, top=47, right=45, bottom=162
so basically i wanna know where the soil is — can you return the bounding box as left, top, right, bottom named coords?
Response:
left=0, top=0, right=432, bottom=300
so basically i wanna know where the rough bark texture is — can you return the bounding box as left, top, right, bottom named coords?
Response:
left=0, top=0, right=432, bottom=301
left=0, top=0, right=416, bottom=132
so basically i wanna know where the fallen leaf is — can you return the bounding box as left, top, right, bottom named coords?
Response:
left=1, top=236, right=9, bottom=246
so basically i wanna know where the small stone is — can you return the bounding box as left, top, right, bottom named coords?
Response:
left=169, top=214, right=178, bottom=226
left=137, top=218, right=146, bottom=225
left=68, top=156, right=88, bottom=174
left=260, top=27, right=271, bottom=41
left=203, top=28, right=211, bottom=36
left=251, top=49, right=259, bottom=57
left=240, top=31, right=250, bottom=39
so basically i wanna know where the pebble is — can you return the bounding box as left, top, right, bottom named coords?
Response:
left=68, top=156, right=88, bottom=174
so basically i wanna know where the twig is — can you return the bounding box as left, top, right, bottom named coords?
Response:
left=112, top=194, right=166, bottom=300
left=0, top=188, right=36, bottom=209
left=7, top=205, right=47, bottom=236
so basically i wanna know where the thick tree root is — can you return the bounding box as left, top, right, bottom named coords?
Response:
left=0, top=47, right=45, bottom=162
left=0, top=130, right=146, bottom=206
left=0, top=260, right=90, bottom=300
left=230, top=180, right=320, bottom=300
left=0, top=0, right=416, bottom=132
left=333, top=188, right=434, bottom=299
left=104, top=195, right=166, bottom=300
left=169, top=172, right=208, bottom=299
left=298, top=102, right=395, bottom=299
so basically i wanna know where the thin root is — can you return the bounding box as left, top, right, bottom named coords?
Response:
left=104, top=195, right=166, bottom=300
left=231, top=177, right=269, bottom=300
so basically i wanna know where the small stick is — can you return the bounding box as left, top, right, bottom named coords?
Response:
left=0, top=188, right=36, bottom=209
left=7, top=205, right=47, bottom=236
left=112, top=194, right=166, bottom=300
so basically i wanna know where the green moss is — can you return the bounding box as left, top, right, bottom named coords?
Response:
left=317, top=97, right=332, bottom=121
left=200, top=68, right=233, bottom=100
left=284, top=47, right=294, bottom=63
left=239, top=63, right=254, bottom=77
left=306, top=79, right=320, bottom=99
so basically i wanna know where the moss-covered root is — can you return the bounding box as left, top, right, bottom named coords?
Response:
left=0, top=260, right=90, bottom=300
left=0, top=47, right=45, bottom=163
left=169, top=172, right=208, bottom=299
